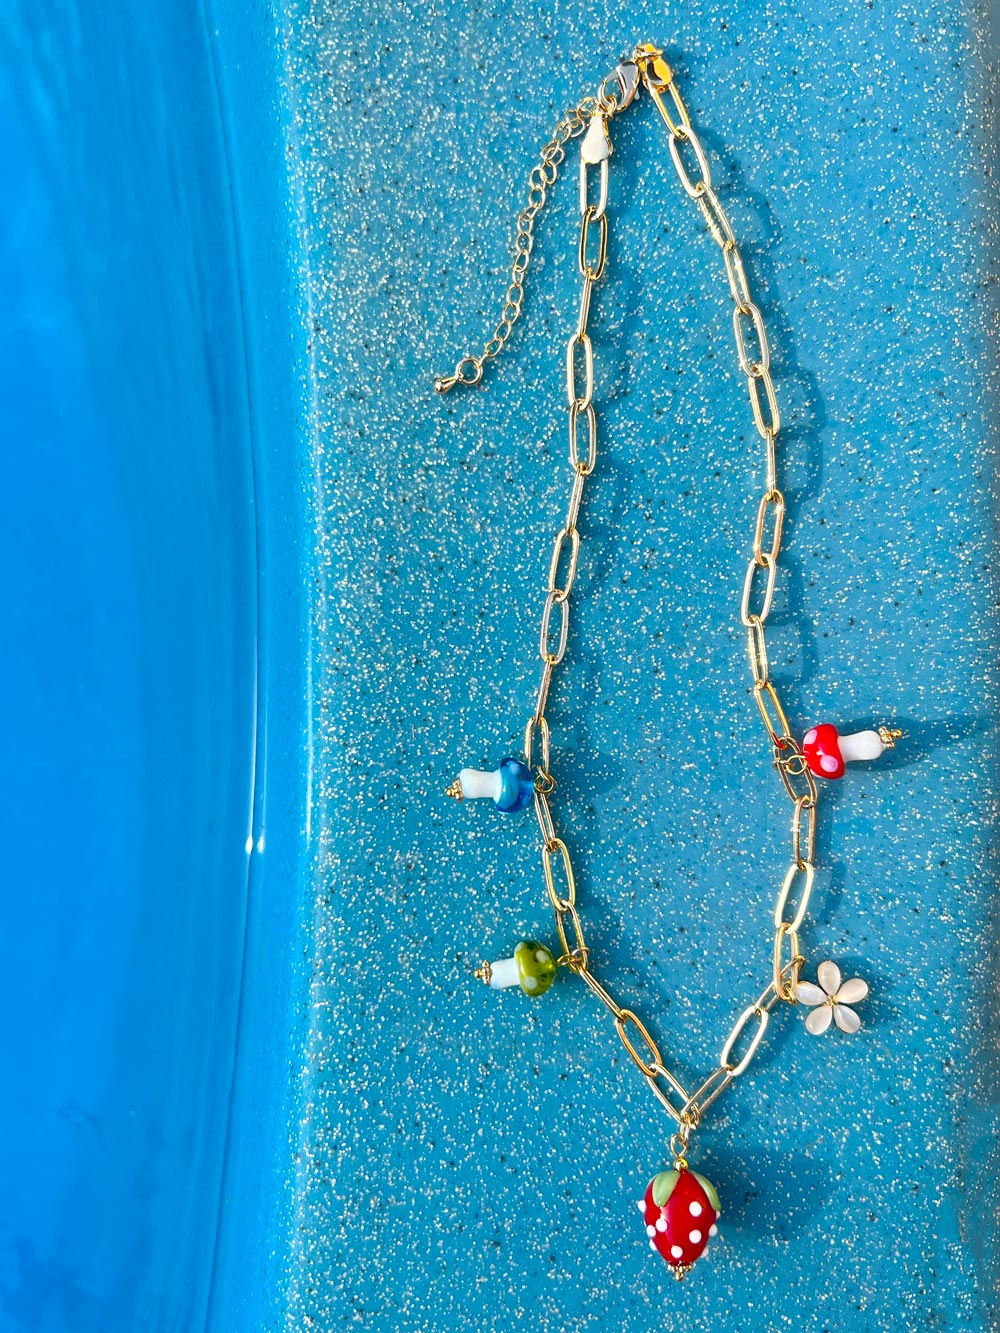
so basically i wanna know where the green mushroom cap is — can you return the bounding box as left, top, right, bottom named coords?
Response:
left=514, top=940, right=557, bottom=996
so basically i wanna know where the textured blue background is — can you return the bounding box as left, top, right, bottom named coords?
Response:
left=2, top=1, right=999, bottom=1331
left=281, top=2, right=1000, bottom=1331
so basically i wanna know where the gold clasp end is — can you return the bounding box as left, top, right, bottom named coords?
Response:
left=434, top=355, right=484, bottom=394
left=632, top=43, right=673, bottom=89
left=877, top=725, right=904, bottom=748
left=581, top=112, right=612, bottom=164
left=632, top=43, right=690, bottom=137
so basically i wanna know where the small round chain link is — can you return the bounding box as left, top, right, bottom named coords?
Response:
left=433, top=97, right=598, bottom=392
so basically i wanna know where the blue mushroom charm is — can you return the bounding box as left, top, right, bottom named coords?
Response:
left=446, top=757, right=534, bottom=813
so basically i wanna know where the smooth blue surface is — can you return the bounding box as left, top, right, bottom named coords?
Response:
left=0, top=3, right=309, bottom=1331
left=282, top=2, right=1000, bottom=1331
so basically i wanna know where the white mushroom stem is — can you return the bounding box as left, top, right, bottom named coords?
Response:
left=486, top=957, right=520, bottom=989
left=838, top=730, right=886, bottom=763
left=457, top=767, right=502, bottom=801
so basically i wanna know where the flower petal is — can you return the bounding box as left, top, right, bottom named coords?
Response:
left=817, top=960, right=842, bottom=997
left=833, top=1004, right=861, bottom=1034
left=795, top=982, right=827, bottom=1007
left=805, top=1004, right=833, bottom=1035
left=835, top=978, right=868, bottom=1006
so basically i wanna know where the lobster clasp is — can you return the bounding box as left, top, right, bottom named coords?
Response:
left=597, top=59, right=641, bottom=115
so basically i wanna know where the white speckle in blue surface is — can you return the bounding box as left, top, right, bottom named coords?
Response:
left=278, top=1, right=1000, bottom=1328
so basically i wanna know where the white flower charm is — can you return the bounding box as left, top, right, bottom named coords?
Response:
left=795, top=960, right=868, bottom=1035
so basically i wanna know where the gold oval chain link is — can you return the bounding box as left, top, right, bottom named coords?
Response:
left=441, top=46, right=819, bottom=1140
left=527, top=50, right=815, bottom=1132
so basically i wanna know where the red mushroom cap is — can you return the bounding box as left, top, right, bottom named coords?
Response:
left=802, top=723, right=845, bottom=779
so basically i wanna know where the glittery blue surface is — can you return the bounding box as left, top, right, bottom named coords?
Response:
left=278, top=2, right=1000, bottom=1330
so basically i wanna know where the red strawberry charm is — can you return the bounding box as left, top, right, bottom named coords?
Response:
left=802, top=722, right=902, bottom=780
left=637, top=1166, right=720, bottom=1279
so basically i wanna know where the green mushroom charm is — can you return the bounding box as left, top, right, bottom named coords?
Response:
left=474, top=940, right=557, bottom=996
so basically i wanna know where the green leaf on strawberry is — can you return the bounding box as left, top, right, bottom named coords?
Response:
left=692, top=1171, right=721, bottom=1213
left=651, top=1170, right=680, bottom=1208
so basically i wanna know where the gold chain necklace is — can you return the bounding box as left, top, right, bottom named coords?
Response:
left=436, top=42, right=900, bottom=1279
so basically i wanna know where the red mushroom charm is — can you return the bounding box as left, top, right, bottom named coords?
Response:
left=637, top=1167, right=720, bottom=1279
left=801, top=723, right=902, bottom=780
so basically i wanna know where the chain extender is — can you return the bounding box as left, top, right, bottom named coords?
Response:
left=436, top=44, right=814, bottom=1143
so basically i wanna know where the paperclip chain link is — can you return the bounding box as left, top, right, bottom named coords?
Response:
left=439, top=45, right=820, bottom=1145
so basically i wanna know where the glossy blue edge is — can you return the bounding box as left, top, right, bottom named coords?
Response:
left=202, top=2, right=311, bottom=1329
left=0, top=3, right=308, bottom=1330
